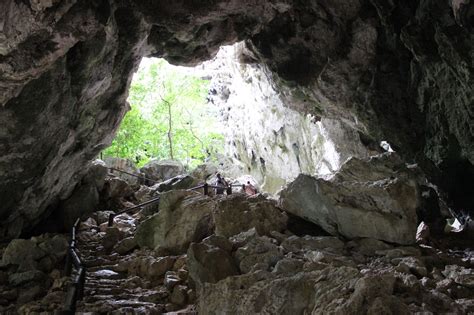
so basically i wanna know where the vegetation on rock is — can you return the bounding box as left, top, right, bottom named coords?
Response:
left=103, top=58, right=224, bottom=168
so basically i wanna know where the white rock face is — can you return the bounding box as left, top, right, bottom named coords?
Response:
left=204, top=43, right=370, bottom=194
left=279, top=153, right=420, bottom=245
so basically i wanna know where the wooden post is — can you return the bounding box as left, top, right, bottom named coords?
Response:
left=203, top=183, right=209, bottom=195
left=108, top=213, right=114, bottom=227
left=64, top=249, right=72, bottom=276
left=77, top=268, right=86, bottom=301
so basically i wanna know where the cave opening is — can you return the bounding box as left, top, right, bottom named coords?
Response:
left=101, top=56, right=225, bottom=170
left=1, top=1, right=473, bottom=312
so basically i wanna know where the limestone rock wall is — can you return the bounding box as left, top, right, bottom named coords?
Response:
left=0, top=0, right=150, bottom=239
left=206, top=43, right=371, bottom=193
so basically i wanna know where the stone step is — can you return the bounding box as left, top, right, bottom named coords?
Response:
left=83, top=294, right=155, bottom=303
left=87, top=264, right=121, bottom=272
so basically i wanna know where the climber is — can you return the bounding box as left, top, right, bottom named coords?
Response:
left=244, top=181, right=257, bottom=196
left=214, top=173, right=228, bottom=195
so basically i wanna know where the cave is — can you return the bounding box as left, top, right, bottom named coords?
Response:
left=0, top=0, right=473, bottom=313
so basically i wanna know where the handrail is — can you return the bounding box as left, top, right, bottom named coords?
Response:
left=108, top=167, right=160, bottom=184
left=62, top=218, right=86, bottom=313
left=108, top=196, right=161, bottom=227
left=107, top=181, right=253, bottom=227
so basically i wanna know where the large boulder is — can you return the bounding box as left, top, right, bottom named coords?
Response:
left=190, top=163, right=218, bottom=181
left=104, top=157, right=141, bottom=186
left=214, top=194, right=288, bottom=238
left=153, top=175, right=198, bottom=193
left=1, top=239, right=46, bottom=271
left=82, top=159, right=108, bottom=192
left=135, top=190, right=216, bottom=254
left=57, top=183, right=99, bottom=230
left=187, top=237, right=239, bottom=288
left=197, top=267, right=409, bottom=314
left=140, top=160, right=185, bottom=184
left=279, top=153, right=420, bottom=245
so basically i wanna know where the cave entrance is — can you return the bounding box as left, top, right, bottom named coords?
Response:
left=101, top=57, right=225, bottom=170
left=101, top=41, right=366, bottom=195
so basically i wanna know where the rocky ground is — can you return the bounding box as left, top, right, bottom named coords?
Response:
left=0, top=156, right=473, bottom=314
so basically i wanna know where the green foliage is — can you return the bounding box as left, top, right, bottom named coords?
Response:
left=102, top=58, right=224, bottom=168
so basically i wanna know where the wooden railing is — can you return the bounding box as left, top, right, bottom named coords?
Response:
left=108, top=196, right=161, bottom=227
left=107, top=182, right=245, bottom=227
left=62, top=218, right=86, bottom=313
left=62, top=173, right=250, bottom=311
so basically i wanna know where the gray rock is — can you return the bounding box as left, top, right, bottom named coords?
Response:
left=272, top=258, right=304, bottom=274
left=58, top=183, right=99, bottom=230
left=9, top=270, right=46, bottom=286
left=2, top=239, right=46, bottom=270
left=114, top=237, right=138, bottom=255
left=148, top=257, right=176, bottom=279
left=104, top=157, right=141, bottom=186
left=16, top=284, right=44, bottom=305
left=202, top=235, right=233, bottom=252
left=279, top=153, right=419, bottom=245
left=83, top=159, right=108, bottom=192
left=102, top=177, right=134, bottom=200
left=214, top=194, right=287, bottom=238
left=134, top=185, right=155, bottom=204
left=347, top=238, right=393, bottom=256
left=442, top=265, right=474, bottom=288
left=140, top=159, right=185, bottom=183
left=190, top=163, right=218, bottom=181
left=281, top=235, right=344, bottom=254
left=38, top=235, right=68, bottom=259
left=135, top=190, right=216, bottom=254
left=234, top=234, right=283, bottom=274
left=102, top=227, right=124, bottom=251
left=187, top=242, right=239, bottom=288
left=392, top=256, right=428, bottom=277
left=198, top=266, right=410, bottom=314
left=170, top=285, right=188, bottom=306
left=154, top=175, right=198, bottom=193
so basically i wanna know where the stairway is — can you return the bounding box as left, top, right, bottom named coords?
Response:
left=71, top=215, right=192, bottom=314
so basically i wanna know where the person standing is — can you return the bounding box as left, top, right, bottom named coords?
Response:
left=215, top=173, right=228, bottom=195
left=244, top=181, right=257, bottom=196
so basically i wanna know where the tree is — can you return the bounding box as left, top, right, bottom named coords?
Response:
left=102, top=58, right=224, bottom=168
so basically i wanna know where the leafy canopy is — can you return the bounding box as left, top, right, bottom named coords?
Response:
left=102, top=58, right=224, bottom=168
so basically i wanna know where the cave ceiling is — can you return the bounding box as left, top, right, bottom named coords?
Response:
left=0, top=0, right=472, bottom=239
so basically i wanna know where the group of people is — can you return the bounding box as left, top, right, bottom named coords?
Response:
left=214, top=173, right=257, bottom=196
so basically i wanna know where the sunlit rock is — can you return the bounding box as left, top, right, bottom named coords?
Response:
left=187, top=240, right=239, bottom=288
left=153, top=174, right=198, bottom=193
left=140, top=159, right=185, bottom=184
left=190, top=163, right=219, bottom=181
left=214, top=194, right=287, bottom=238
left=206, top=43, right=371, bottom=194
left=104, top=157, right=141, bottom=186
left=279, top=153, right=420, bottom=244
left=135, top=190, right=216, bottom=254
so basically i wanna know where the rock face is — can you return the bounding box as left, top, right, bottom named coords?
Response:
left=214, top=194, right=288, bottom=238
left=135, top=190, right=216, bottom=254
left=104, top=157, right=141, bottom=186
left=187, top=236, right=239, bottom=288
left=0, top=0, right=148, bottom=239
left=280, top=153, right=420, bottom=244
left=140, top=160, right=185, bottom=184
left=135, top=190, right=290, bottom=254
left=206, top=43, right=372, bottom=194
left=0, top=0, right=472, bottom=238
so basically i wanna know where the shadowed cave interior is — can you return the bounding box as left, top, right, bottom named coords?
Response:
left=0, top=0, right=473, bottom=313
